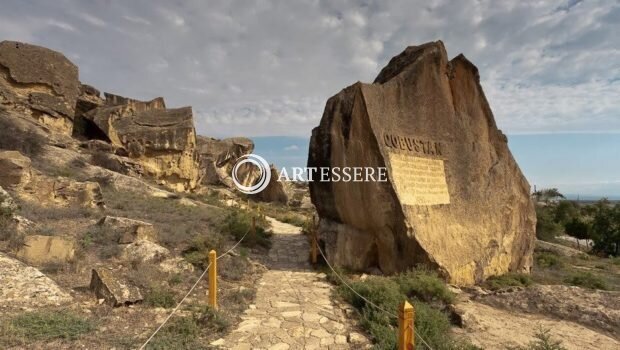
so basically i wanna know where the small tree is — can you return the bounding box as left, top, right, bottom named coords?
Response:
left=554, top=200, right=579, bottom=225
left=564, top=217, right=591, bottom=250
left=591, top=201, right=620, bottom=257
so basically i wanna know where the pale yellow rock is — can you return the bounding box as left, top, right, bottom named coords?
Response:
left=16, top=235, right=75, bottom=265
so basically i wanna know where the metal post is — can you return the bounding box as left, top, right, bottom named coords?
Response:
left=398, top=301, right=415, bottom=350
left=208, top=250, right=217, bottom=310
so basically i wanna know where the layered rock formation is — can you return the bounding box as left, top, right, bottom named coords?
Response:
left=197, top=136, right=254, bottom=186
left=81, top=94, right=202, bottom=192
left=0, top=41, right=79, bottom=134
left=308, top=41, right=535, bottom=285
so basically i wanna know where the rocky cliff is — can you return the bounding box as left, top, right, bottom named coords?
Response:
left=0, top=41, right=79, bottom=134
left=308, top=41, right=536, bottom=285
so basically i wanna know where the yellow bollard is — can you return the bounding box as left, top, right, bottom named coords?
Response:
left=208, top=250, right=217, bottom=310
left=398, top=301, right=415, bottom=350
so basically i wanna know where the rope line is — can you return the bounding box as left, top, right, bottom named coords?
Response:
left=316, top=243, right=434, bottom=350
left=139, top=227, right=251, bottom=350
left=139, top=261, right=211, bottom=350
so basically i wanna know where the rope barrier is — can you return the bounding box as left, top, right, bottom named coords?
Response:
left=139, top=261, right=211, bottom=350
left=316, top=243, right=435, bottom=350
left=139, top=227, right=251, bottom=349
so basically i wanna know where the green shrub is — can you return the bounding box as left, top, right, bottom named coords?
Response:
left=145, top=287, right=177, bottom=308
left=146, top=317, right=204, bottom=350
left=535, top=252, right=564, bottom=269
left=510, top=327, right=567, bottom=350
left=168, top=273, right=183, bottom=286
left=484, top=273, right=533, bottom=291
left=394, top=269, right=455, bottom=304
left=182, top=235, right=223, bottom=269
left=563, top=272, right=608, bottom=290
left=536, top=206, right=564, bottom=242
left=221, top=209, right=271, bottom=249
left=193, top=305, right=231, bottom=332
left=338, top=275, right=471, bottom=349
left=7, top=310, right=94, bottom=341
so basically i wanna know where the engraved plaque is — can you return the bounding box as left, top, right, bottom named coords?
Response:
left=388, top=153, right=450, bottom=205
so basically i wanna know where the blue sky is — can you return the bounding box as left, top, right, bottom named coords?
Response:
left=255, top=134, right=620, bottom=199
left=0, top=0, right=618, bottom=197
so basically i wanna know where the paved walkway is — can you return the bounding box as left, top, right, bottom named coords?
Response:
left=214, top=218, right=370, bottom=349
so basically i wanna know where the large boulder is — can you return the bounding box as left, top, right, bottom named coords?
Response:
left=97, top=216, right=156, bottom=244
left=308, top=41, right=535, bottom=285
left=196, top=136, right=254, bottom=186
left=89, top=268, right=143, bottom=306
left=15, top=235, right=76, bottom=265
left=0, top=252, right=72, bottom=308
left=0, top=41, right=79, bottom=134
left=84, top=96, right=201, bottom=192
left=0, top=150, right=32, bottom=189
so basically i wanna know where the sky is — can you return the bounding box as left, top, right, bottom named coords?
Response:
left=0, top=0, right=618, bottom=197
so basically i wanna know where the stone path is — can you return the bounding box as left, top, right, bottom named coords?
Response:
left=214, top=217, right=370, bottom=349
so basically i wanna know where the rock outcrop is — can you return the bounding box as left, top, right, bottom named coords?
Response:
left=97, top=216, right=156, bottom=244
left=90, top=268, right=143, bottom=306
left=0, top=252, right=72, bottom=308
left=197, top=136, right=254, bottom=186
left=82, top=94, right=201, bottom=192
left=0, top=150, right=32, bottom=189
left=308, top=41, right=535, bottom=285
left=16, top=235, right=76, bottom=265
left=0, top=41, right=79, bottom=134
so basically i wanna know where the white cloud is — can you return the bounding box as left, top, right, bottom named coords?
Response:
left=284, top=145, right=300, bottom=151
left=123, top=15, right=151, bottom=25
left=79, top=13, right=106, bottom=27
left=46, top=19, right=75, bottom=32
left=0, top=0, right=616, bottom=138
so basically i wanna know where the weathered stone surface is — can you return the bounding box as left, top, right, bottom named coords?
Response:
left=223, top=217, right=370, bottom=349
left=0, top=185, right=16, bottom=210
left=84, top=98, right=201, bottom=192
left=535, top=239, right=588, bottom=258
left=0, top=252, right=72, bottom=308
left=16, top=235, right=76, bottom=265
left=97, top=216, right=156, bottom=244
left=252, top=166, right=289, bottom=204
left=0, top=150, right=32, bottom=189
left=196, top=136, right=254, bottom=186
left=308, top=41, right=535, bottom=285
left=0, top=41, right=79, bottom=134
left=120, top=239, right=169, bottom=261
left=89, top=268, right=143, bottom=306
left=29, top=177, right=105, bottom=208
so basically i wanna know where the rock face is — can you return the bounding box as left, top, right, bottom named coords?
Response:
left=90, top=268, right=143, bottom=306
left=0, top=252, right=72, bottom=308
left=0, top=150, right=32, bottom=189
left=196, top=136, right=254, bottom=186
left=16, top=235, right=76, bottom=265
left=97, top=216, right=156, bottom=244
left=0, top=41, right=79, bottom=134
left=83, top=95, right=201, bottom=192
left=308, top=41, right=535, bottom=285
